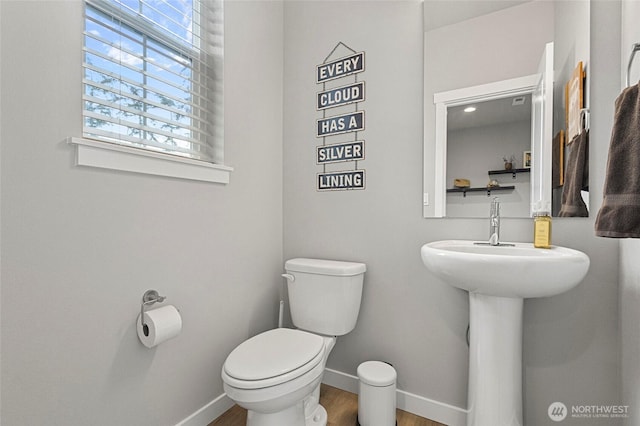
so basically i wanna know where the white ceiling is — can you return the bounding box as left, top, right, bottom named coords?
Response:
left=447, top=94, right=532, bottom=131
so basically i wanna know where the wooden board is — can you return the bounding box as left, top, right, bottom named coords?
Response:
left=209, top=384, right=446, bottom=426
left=565, top=62, right=585, bottom=141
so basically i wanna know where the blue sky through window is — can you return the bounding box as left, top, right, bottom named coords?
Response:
left=83, top=0, right=202, bottom=158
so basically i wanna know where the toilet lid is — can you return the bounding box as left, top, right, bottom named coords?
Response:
left=223, top=328, right=324, bottom=382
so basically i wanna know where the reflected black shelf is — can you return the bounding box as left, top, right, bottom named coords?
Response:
left=447, top=186, right=516, bottom=197
left=488, top=168, right=531, bottom=178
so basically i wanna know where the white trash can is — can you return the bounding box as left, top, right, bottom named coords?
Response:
left=357, top=361, right=397, bottom=426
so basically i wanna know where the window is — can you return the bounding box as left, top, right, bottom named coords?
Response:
left=81, top=0, right=225, bottom=172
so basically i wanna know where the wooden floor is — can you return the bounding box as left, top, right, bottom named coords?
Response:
left=209, top=384, right=446, bottom=426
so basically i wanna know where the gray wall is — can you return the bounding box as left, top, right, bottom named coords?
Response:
left=620, top=239, right=640, bottom=426
left=447, top=120, right=531, bottom=218
left=553, top=0, right=591, bottom=137
left=284, top=1, right=621, bottom=425
left=620, top=1, right=640, bottom=424
left=552, top=0, right=591, bottom=216
left=283, top=0, right=475, bottom=407
left=0, top=1, right=284, bottom=425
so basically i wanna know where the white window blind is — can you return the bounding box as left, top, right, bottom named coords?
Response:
left=83, top=0, right=223, bottom=163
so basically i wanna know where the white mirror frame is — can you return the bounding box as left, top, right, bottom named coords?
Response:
left=429, top=74, right=539, bottom=218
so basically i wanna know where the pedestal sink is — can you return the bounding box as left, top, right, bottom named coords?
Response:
left=421, top=240, right=589, bottom=426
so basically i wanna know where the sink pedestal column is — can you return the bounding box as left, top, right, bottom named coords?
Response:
left=468, top=293, right=523, bottom=426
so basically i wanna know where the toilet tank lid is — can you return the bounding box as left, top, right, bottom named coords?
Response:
left=285, top=258, right=366, bottom=276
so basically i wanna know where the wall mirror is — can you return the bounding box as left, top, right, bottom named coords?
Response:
left=423, top=1, right=590, bottom=219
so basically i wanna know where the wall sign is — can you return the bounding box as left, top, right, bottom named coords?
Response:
left=317, top=170, right=366, bottom=191
left=316, top=52, right=365, bottom=83
left=317, top=82, right=365, bottom=110
left=315, top=42, right=366, bottom=192
left=316, top=111, right=365, bottom=137
left=317, top=141, right=365, bottom=164
left=565, top=61, right=585, bottom=142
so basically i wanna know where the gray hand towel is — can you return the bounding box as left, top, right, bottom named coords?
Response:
left=559, top=130, right=589, bottom=217
left=595, top=82, right=640, bottom=237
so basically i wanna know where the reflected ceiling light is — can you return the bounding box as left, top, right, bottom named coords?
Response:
left=464, top=106, right=476, bottom=113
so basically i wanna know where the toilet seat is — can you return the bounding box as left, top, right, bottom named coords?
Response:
left=222, top=328, right=325, bottom=390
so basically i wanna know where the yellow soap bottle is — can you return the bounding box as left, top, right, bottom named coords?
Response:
left=533, top=209, right=552, bottom=248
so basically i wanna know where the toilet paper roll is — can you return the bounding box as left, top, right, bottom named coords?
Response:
left=136, top=305, right=182, bottom=348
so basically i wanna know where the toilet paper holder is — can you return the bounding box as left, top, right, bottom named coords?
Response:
left=140, top=289, right=166, bottom=332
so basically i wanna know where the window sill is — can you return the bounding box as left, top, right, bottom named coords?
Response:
left=67, top=137, right=233, bottom=184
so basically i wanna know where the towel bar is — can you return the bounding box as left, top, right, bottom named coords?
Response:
left=580, top=108, right=590, bottom=132
left=626, top=42, right=640, bottom=88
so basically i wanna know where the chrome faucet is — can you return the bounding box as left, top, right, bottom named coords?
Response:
left=489, top=197, right=500, bottom=246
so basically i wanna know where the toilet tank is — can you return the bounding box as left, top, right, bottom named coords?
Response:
left=285, top=258, right=366, bottom=336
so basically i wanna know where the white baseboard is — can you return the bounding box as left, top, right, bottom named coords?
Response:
left=322, top=368, right=468, bottom=426
left=179, top=368, right=468, bottom=426
left=176, top=392, right=234, bottom=426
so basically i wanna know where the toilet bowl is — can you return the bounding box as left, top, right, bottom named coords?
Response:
left=221, top=258, right=366, bottom=426
left=222, top=328, right=335, bottom=426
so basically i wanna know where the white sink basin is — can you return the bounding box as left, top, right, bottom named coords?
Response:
left=420, top=240, right=590, bottom=298
left=421, top=240, right=590, bottom=425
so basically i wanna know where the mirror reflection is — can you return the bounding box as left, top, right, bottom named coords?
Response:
left=423, top=0, right=590, bottom=219
left=446, top=95, right=532, bottom=218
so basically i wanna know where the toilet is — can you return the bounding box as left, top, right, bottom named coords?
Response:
left=221, top=258, right=366, bottom=426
